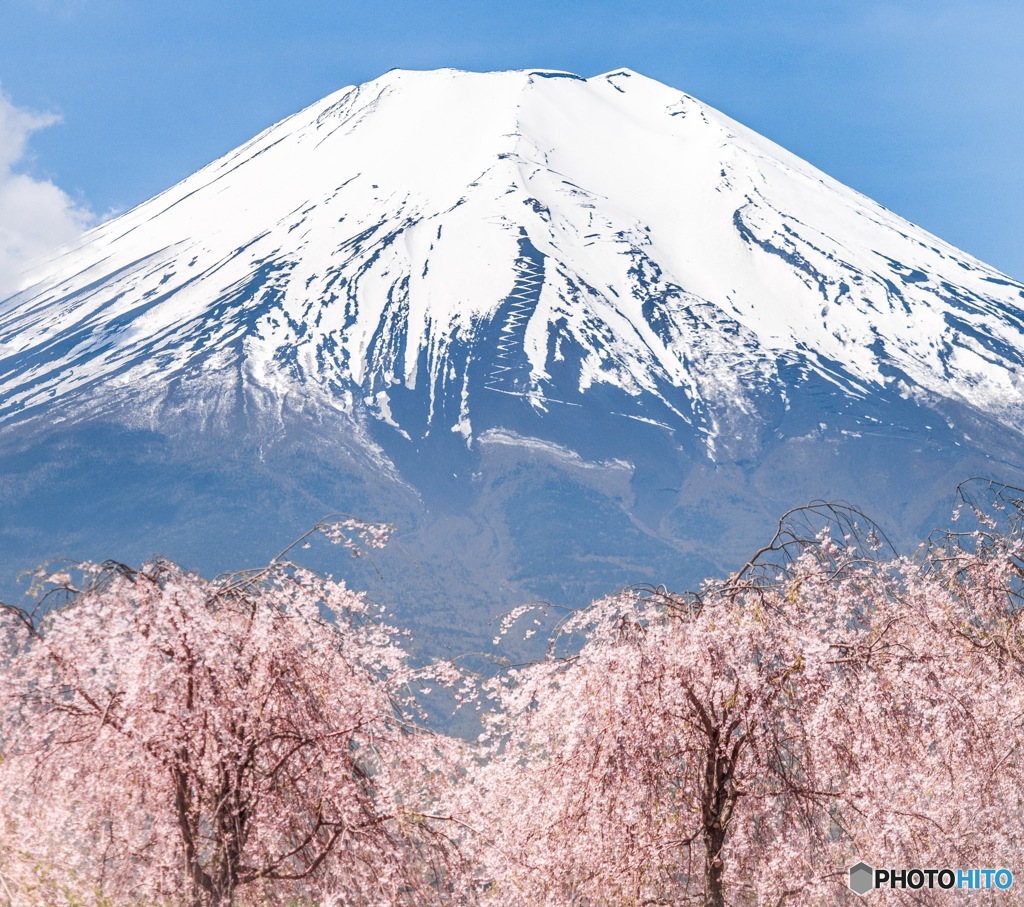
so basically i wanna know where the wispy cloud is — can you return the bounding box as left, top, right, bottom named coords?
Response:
left=0, top=87, right=93, bottom=298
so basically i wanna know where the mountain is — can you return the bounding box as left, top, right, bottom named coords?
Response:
left=2, top=67, right=1023, bottom=646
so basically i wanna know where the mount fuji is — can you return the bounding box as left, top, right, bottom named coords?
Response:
left=2, top=67, right=1023, bottom=644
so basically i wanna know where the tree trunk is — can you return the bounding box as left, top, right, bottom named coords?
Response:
left=703, top=826, right=726, bottom=907
left=701, top=727, right=734, bottom=907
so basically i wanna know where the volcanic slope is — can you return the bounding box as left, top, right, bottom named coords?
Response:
left=2, top=67, right=1023, bottom=643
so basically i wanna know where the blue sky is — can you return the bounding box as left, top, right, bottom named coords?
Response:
left=2, top=0, right=1022, bottom=285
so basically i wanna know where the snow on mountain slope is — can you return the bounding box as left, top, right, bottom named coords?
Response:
left=3, top=67, right=1023, bottom=459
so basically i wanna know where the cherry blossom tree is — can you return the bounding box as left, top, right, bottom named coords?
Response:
left=457, top=504, right=1024, bottom=906
left=4, top=498, right=1024, bottom=906
left=0, top=519, right=467, bottom=907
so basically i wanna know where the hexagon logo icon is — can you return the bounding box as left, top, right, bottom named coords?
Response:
left=849, top=861, right=874, bottom=896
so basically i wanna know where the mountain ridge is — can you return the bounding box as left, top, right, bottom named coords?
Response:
left=5, top=68, right=1023, bottom=446
left=1, top=67, right=1023, bottom=642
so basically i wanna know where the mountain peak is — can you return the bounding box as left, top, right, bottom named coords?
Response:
left=2, top=67, right=1023, bottom=455
left=2, top=67, right=1024, bottom=634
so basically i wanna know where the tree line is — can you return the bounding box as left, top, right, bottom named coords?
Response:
left=2, top=483, right=1023, bottom=906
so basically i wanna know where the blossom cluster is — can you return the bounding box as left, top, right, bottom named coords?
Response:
left=2, top=492, right=1024, bottom=906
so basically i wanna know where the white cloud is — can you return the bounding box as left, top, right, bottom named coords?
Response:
left=0, top=88, right=93, bottom=298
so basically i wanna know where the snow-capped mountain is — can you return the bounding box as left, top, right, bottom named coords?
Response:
left=2, top=68, right=1023, bottom=642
